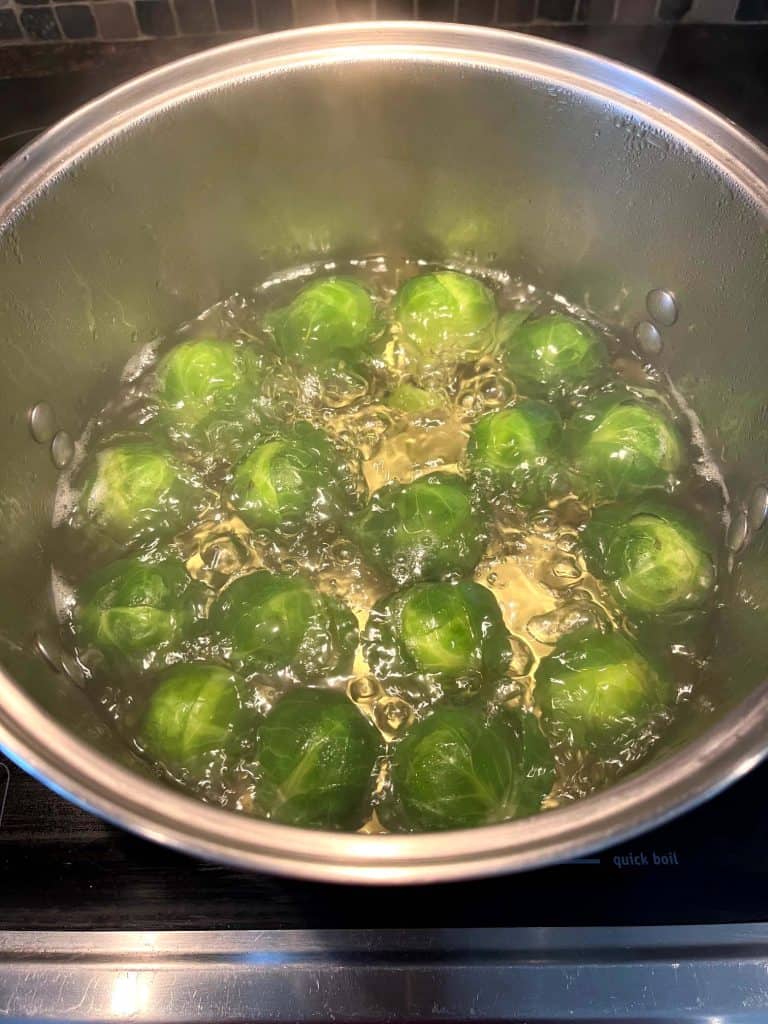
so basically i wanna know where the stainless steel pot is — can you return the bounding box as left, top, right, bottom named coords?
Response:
left=1, top=23, right=767, bottom=884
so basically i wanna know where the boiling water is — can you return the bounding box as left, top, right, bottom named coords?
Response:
left=51, top=256, right=728, bottom=824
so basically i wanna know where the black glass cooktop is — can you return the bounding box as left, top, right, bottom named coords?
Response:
left=1, top=752, right=766, bottom=931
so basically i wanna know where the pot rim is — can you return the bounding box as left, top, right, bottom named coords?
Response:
left=1, top=22, right=767, bottom=884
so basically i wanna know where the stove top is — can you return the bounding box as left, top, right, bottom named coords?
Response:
left=2, top=751, right=766, bottom=931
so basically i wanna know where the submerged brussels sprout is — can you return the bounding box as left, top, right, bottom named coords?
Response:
left=75, top=556, right=202, bottom=669
left=502, top=313, right=607, bottom=401
left=256, top=687, right=380, bottom=829
left=385, top=382, right=446, bottom=416
left=267, top=277, right=378, bottom=366
left=467, top=399, right=567, bottom=506
left=155, top=338, right=264, bottom=444
left=583, top=498, right=716, bottom=616
left=141, top=663, right=250, bottom=774
left=390, top=706, right=520, bottom=831
left=394, top=271, right=497, bottom=369
left=536, top=630, right=669, bottom=751
left=363, top=581, right=510, bottom=694
left=567, top=391, right=685, bottom=502
left=228, top=421, right=362, bottom=533
left=78, top=440, right=202, bottom=545
left=352, top=472, right=487, bottom=586
left=210, top=570, right=358, bottom=679
left=503, top=706, right=556, bottom=816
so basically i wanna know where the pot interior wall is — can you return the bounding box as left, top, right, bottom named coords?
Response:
left=0, top=57, right=766, bottom=764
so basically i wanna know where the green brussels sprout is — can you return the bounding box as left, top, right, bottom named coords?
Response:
left=467, top=399, right=568, bottom=506
left=566, top=391, right=685, bottom=502
left=210, top=570, right=358, bottom=679
left=389, top=706, right=521, bottom=831
left=266, top=277, right=378, bottom=366
left=154, top=338, right=264, bottom=444
left=141, top=663, right=251, bottom=774
left=351, top=472, right=487, bottom=586
left=536, top=629, right=670, bottom=751
left=228, top=421, right=363, bottom=533
left=363, top=580, right=510, bottom=694
left=75, top=556, right=202, bottom=669
left=394, top=271, right=497, bottom=368
left=582, top=498, right=716, bottom=616
left=385, top=382, right=446, bottom=415
left=502, top=313, right=608, bottom=401
left=256, top=687, right=380, bottom=829
left=77, top=440, right=202, bottom=545
left=502, top=706, right=556, bottom=816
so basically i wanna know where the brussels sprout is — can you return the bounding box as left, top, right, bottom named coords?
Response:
left=141, top=663, right=250, bottom=774
left=352, top=472, right=487, bottom=586
left=389, top=706, right=520, bottom=831
left=467, top=399, right=568, bottom=506
left=566, top=391, right=685, bottom=502
left=536, top=629, right=669, bottom=750
left=394, top=271, right=497, bottom=369
left=363, top=581, right=510, bottom=694
left=228, top=421, right=362, bottom=533
left=583, top=498, right=716, bottom=616
left=385, top=382, right=446, bottom=415
left=503, top=706, right=556, bottom=815
left=75, top=556, right=202, bottom=669
left=78, top=440, right=202, bottom=545
left=266, top=277, right=378, bottom=366
left=210, top=570, right=358, bottom=679
left=155, top=338, right=264, bottom=444
left=256, top=687, right=380, bottom=829
left=502, top=313, right=607, bottom=401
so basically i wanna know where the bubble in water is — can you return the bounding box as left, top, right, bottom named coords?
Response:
left=526, top=600, right=607, bottom=646
left=508, top=634, right=535, bottom=677
left=531, top=510, right=558, bottom=535
left=540, top=554, right=583, bottom=591
left=374, top=695, right=414, bottom=740
left=348, top=676, right=382, bottom=703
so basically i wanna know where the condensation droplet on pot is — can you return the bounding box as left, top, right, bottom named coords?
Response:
left=28, top=402, right=55, bottom=444
left=50, top=430, right=74, bottom=469
left=34, top=631, right=62, bottom=673
left=726, top=509, right=749, bottom=554
left=634, top=320, right=662, bottom=356
left=508, top=634, right=534, bottom=677
left=646, top=288, right=678, bottom=326
left=747, top=484, right=768, bottom=533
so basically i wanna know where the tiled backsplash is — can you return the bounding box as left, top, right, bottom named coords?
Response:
left=0, top=0, right=760, bottom=46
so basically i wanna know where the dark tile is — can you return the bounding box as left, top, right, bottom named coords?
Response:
left=613, top=0, right=655, bottom=21
left=0, top=8, right=22, bottom=35
left=458, top=0, right=495, bottom=22
left=174, top=0, right=215, bottom=32
left=736, top=0, right=768, bottom=17
left=214, top=0, right=253, bottom=27
left=536, top=0, right=574, bottom=19
left=16, top=0, right=50, bottom=7
left=417, top=0, right=454, bottom=17
left=497, top=0, right=534, bottom=20
left=256, top=0, right=292, bottom=28
left=336, top=0, right=374, bottom=17
left=291, top=0, right=335, bottom=23
left=576, top=0, right=614, bottom=21
left=135, top=0, right=176, bottom=32
left=56, top=2, right=97, bottom=35
left=658, top=0, right=692, bottom=19
left=20, top=5, right=61, bottom=35
left=375, top=0, right=415, bottom=14
left=92, top=0, right=139, bottom=34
